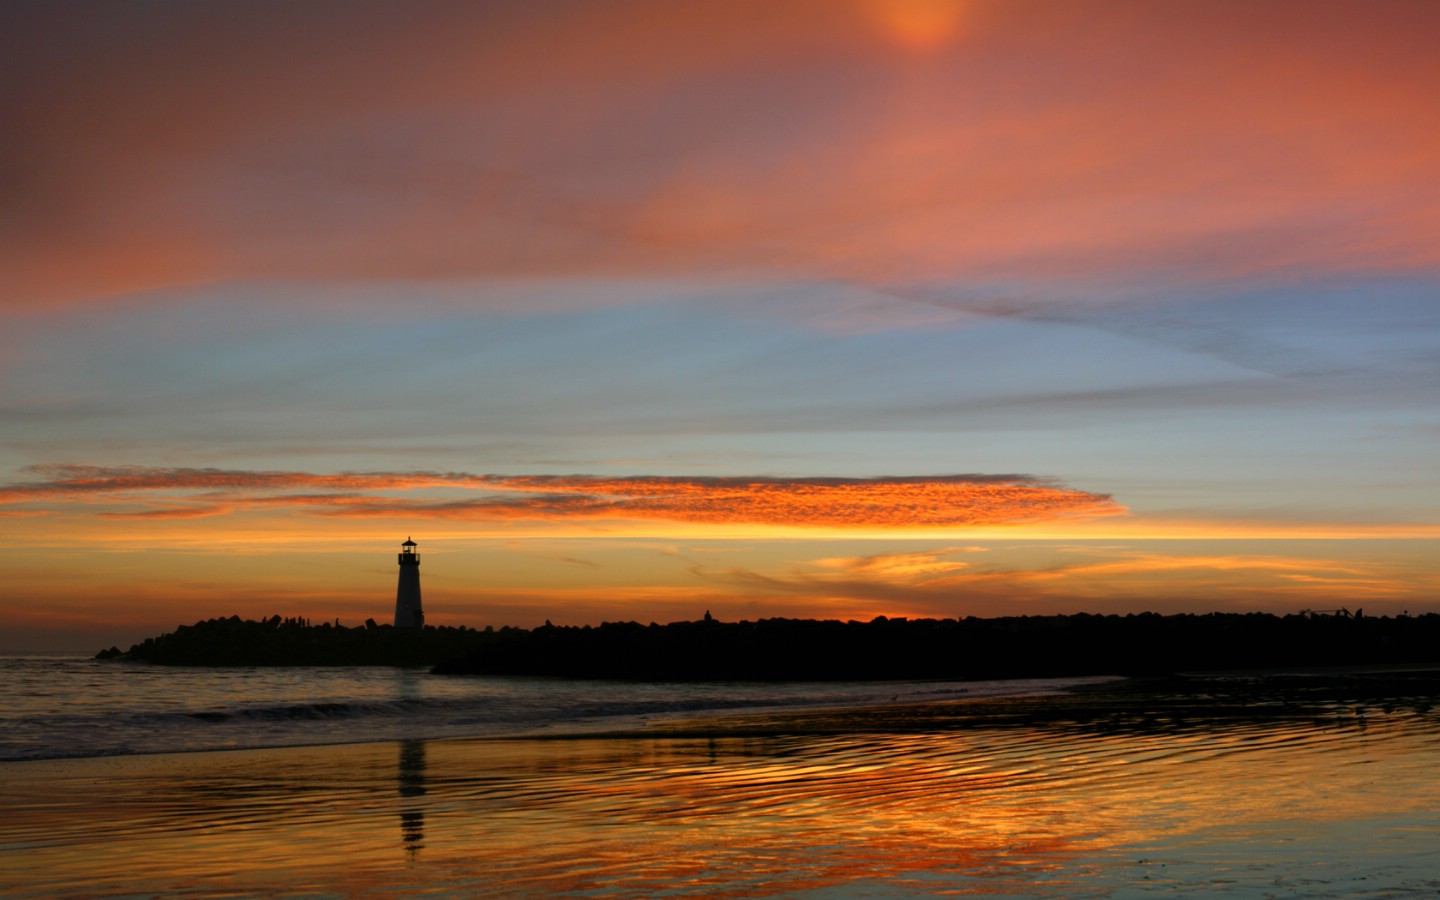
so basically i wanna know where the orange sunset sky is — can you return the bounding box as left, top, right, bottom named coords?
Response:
left=2, top=0, right=1438, bottom=653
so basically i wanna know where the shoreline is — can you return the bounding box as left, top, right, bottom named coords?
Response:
left=101, top=611, right=1440, bottom=678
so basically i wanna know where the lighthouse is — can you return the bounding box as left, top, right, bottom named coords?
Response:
left=394, top=538, right=425, bottom=628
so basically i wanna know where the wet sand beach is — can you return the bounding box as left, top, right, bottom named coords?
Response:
left=4, top=672, right=1440, bottom=899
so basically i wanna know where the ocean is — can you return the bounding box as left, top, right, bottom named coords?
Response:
left=0, top=656, right=1091, bottom=762
left=3, top=657, right=1440, bottom=898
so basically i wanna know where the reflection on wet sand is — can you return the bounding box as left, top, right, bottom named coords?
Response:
left=398, top=740, right=426, bottom=858
left=3, top=675, right=1440, bottom=898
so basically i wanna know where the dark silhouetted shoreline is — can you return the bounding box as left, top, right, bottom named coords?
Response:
left=95, top=615, right=485, bottom=668
left=97, top=611, right=1440, bottom=680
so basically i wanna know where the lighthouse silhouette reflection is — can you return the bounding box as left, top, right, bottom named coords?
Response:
left=398, top=740, right=427, bottom=857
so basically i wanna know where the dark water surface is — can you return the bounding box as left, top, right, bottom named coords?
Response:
left=0, top=656, right=1075, bottom=761
left=4, top=672, right=1439, bottom=898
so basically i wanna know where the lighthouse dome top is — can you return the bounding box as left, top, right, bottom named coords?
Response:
left=402, top=538, right=416, bottom=547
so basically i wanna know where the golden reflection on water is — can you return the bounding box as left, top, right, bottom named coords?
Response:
left=4, top=692, right=1440, bottom=899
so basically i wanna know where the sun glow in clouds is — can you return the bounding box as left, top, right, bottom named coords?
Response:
left=864, top=0, right=968, bottom=50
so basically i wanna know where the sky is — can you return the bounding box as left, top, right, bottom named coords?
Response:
left=3, top=0, right=1438, bottom=653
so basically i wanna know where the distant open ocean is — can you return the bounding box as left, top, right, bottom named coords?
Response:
left=4, top=657, right=1440, bottom=898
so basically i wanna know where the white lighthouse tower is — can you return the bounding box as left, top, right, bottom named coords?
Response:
left=394, top=538, right=425, bottom=628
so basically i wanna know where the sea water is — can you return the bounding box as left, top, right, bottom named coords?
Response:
left=0, top=656, right=1101, bottom=761
left=4, top=657, right=1440, bottom=898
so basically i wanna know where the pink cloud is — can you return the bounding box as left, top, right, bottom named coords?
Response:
left=4, top=1, right=1438, bottom=309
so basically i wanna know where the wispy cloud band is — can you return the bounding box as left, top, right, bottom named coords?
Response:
left=1, top=465, right=1123, bottom=528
